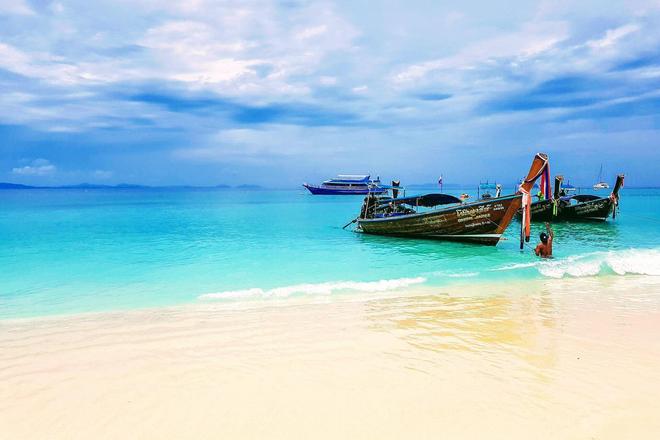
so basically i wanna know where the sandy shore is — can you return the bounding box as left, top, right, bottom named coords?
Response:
left=2, top=276, right=660, bottom=439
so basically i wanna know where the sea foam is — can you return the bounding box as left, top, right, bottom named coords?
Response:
left=497, top=248, right=660, bottom=279
left=539, top=249, right=660, bottom=279
left=198, top=277, right=427, bottom=300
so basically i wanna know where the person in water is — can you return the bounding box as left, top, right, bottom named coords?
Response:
left=535, top=222, right=554, bottom=258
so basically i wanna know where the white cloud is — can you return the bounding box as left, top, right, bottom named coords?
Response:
left=319, top=76, right=337, bottom=85
left=393, top=20, right=569, bottom=84
left=0, top=42, right=125, bottom=85
left=128, top=3, right=358, bottom=97
left=586, top=23, right=640, bottom=49
left=0, top=2, right=359, bottom=96
left=295, top=25, right=328, bottom=40
left=0, top=0, right=34, bottom=15
left=12, top=159, right=57, bottom=176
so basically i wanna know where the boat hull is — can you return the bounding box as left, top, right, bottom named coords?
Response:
left=303, top=184, right=386, bottom=195
left=357, top=194, right=522, bottom=245
left=518, top=198, right=615, bottom=222
left=561, top=198, right=615, bottom=221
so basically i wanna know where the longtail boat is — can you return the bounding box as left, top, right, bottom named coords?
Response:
left=521, top=174, right=624, bottom=222
left=351, top=153, right=549, bottom=246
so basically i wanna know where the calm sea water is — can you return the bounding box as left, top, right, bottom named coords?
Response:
left=1, top=187, right=659, bottom=319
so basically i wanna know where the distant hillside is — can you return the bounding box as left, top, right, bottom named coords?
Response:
left=60, top=183, right=151, bottom=189
left=0, top=182, right=260, bottom=190
left=0, top=182, right=151, bottom=190
left=0, top=182, right=37, bottom=189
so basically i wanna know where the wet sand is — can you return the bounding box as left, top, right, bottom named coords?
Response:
left=2, top=276, right=660, bottom=439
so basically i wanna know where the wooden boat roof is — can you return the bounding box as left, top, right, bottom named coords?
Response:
left=379, top=193, right=462, bottom=207
left=570, top=194, right=601, bottom=202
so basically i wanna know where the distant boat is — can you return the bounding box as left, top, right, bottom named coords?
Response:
left=477, top=180, right=501, bottom=199
left=593, top=164, right=610, bottom=190
left=350, top=153, right=549, bottom=246
left=561, top=181, right=577, bottom=193
left=303, top=175, right=386, bottom=195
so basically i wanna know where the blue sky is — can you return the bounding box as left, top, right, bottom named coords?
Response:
left=1, top=0, right=659, bottom=187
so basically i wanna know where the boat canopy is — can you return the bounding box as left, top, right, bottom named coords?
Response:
left=571, top=194, right=601, bottom=203
left=479, top=182, right=498, bottom=190
left=329, top=174, right=370, bottom=183
left=378, top=193, right=462, bottom=208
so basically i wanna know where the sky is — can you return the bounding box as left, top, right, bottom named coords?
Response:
left=1, top=0, right=659, bottom=187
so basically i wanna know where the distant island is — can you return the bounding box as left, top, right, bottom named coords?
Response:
left=0, top=182, right=35, bottom=189
left=0, top=182, right=260, bottom=190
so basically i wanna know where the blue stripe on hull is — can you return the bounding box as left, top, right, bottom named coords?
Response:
left=303, top=184, right=386, bottom=195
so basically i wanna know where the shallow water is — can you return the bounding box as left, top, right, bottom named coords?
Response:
left=2, top=276, right=659, bottom=439
left=1, top=187, right=659, bottom=319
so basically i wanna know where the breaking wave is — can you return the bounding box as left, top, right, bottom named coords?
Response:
left=496, top=248, right=660, bottom=279
left=198, top=249, right=660, bottom=302
left=198, top=277, right=427, bottom=300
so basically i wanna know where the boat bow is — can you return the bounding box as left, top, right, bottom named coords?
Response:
left=518, top=153, right=550, bottom=248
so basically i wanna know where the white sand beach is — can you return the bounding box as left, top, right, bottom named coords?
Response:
left=2, top=276, right=660, bottom=439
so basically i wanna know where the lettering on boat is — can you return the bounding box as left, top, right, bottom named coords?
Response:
left=574, top=200, right=608, bottom=214
left=455, top=203, right=504, bottom=224
left=463, top=219, right=491, bottom=228
left=457, top=213, right=491, bottom=223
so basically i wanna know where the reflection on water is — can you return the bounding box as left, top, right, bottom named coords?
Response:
left=365, top=286, right=559, bottom=378
left=356, top=232, right=499, bottom=259
left=355, top=232, right=506, bottom=273
left=549, top=221, right=620, bottom=248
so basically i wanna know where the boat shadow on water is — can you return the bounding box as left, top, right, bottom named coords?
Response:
left=519, top=218, right=621, bottom=248
left=354, top=231, right=503, bottom=259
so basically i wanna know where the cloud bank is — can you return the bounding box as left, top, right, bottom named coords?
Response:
left=1, top=0, right=659, bottom=186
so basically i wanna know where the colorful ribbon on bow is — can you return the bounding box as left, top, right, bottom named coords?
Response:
left=539, top=163, right=551, bottom=201
left=519, top=185, right=532, bottom=248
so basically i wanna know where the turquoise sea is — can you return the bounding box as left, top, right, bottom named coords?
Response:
left=1, top=187, right=659, bottom=319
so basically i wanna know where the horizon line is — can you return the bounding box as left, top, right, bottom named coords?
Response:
left=1, top=182, right=656, bottom=190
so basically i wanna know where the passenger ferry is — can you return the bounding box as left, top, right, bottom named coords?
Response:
left=303, top=175, right=385, bottom=195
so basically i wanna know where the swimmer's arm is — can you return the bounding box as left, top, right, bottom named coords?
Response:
left=545, top=222, right=554, bottom=240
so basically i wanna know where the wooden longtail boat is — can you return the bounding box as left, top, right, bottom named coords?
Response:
left=521, top=174, right=624, bottom=222
left=354, top=153, right=549, bottom=246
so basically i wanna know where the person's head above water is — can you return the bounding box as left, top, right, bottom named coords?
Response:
left=535, top=223, right=554, bottom=258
